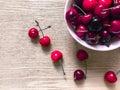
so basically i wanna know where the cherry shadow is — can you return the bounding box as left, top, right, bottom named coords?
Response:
left=41, top=44, right=52, bottom=52
left=74, top=79, right=85, bottom=86
left=52, top=59, right=66, bottom=80
left=104, top=79, right=116, bottom=89
left=31, top=36, right=39, bottom=44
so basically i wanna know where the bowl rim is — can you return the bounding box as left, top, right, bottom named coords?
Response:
left=64, top=0, right=120, bottom=51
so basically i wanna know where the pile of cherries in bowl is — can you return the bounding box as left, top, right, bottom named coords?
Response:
left=65, top=0, right=120, bottom=47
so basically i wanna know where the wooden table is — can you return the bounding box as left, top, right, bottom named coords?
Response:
left=0, top=0, right=120, bottom=90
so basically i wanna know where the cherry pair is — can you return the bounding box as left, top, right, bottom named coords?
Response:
left=74, top=49, right=119, bottom=84
left=28, top=20, right=51, bottom=47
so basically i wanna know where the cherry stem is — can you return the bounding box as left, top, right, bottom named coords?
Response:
left=59, top=60, right=66, bottom=75
left=42, top=26, right=51, bottom=30
left=84, top=60, right=87, bottom=78
left=35, top=20, right=44, bottom=37
left=116, top=70, right=120, bottom=75
left=104, top=24, right=111, bottom=27
left=73, top=4, right=86, bottom=15
left=103, top=5, right=120, bottom=11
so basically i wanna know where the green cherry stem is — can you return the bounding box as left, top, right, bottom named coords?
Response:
left=84, top=60, right=87, bottom=78
left=73, top=4, right=87, bottom=15
left=35, top=20, right=44, bottom=37
left=59, top=60, right=66, bottom=75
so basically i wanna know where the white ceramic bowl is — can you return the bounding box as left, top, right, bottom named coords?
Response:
left=64, top=0, right=120, bottom=51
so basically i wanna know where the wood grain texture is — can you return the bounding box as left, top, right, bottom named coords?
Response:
left=0, top=0, right=120, bottom=90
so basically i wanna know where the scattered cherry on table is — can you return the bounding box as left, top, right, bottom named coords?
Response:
left=51, top=50, right=66, bottom=75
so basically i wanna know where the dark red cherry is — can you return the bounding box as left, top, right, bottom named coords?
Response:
left=111, top=5, right=120, bottom=16
left=104, top=71, right=117, bottom=83
left=94, top=4, right=109, bottom=18
left=82, top=0, right=98, bottom=11
left=75, top=24, right=88, bottom=38
left=98, top=0, right=112, bottom=8
left=74, top=69, right=85, bottom=80
left=66, top=8, right=79, bottom=25
left=108, top=20, right=120, bottom=34
left=77, top=49, right=88, bottom=61
left=80, top=13, right=93, bottom=24
left=117, top=33, right=120, bottom=39
left=88, top=16, right=103, bottom=33
left=100, top=30, right=110, bottom=38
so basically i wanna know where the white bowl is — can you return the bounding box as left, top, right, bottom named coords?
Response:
left=64, top=0, right=120, bottom=51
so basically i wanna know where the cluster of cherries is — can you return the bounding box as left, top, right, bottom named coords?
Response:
left=75, top=49, right=118, bottom=83
left=28, top=20, right=66, bottom=75
left=28, top=20, right=119, bottom=84
left=66, top=0, right=120, bottom=46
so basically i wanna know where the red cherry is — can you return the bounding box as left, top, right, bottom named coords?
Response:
left=77, top=49, right=88, bottom=61
left=66, top=8, right=79, bottom=25
left=117, top=33, right=120, bottom=39
left=75, top=24, right=88, bottom=38
left=108, top=20, right=120, bottom=34
left=111, top=5, right=120, bottom=16
left=98, top=0, right=112, bottom=8
left=94, top=4, right=109, bottom=18
left=51, top=50, right=65, bottom=75
left=80, top=13, right=93, bottom=24
left=74, top=69, right=85, bottom=80
left=104, top=71, right=117, bottom=83
left=82, top=0, right=98, bottom=11
left=51, top=50, right=63, bottom=62
left=28, top=28, right=39, bottom=39
left=39, top=36, right=51, bottom=47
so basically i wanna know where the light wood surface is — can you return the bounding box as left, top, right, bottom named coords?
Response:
left=0, top=0, right=120, bottom=90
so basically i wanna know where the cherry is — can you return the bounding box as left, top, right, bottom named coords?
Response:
left=73, top=4, right=93, bottom=24
left=28, top=28, right=39, bottom=39
left=66, top=8, right=79, bottom=25
left=104, top=71, right=117, bottom=83
left=108, top=20, right=120, bottom=34
left=117, top=33, right=120, bottom=39
left=94, top=4, right=109, bottom=19
left=75, top=24, right=88, bottom=38
left=82, top=0, right=98, bottom=11
left=98, top=0, right=112, bottom=8
left=51, top=50, right=65, bottom=75
left=88, top=16, right=103, bottom=33
left=39, top=36, right=51, bottom=47
left=74, top=69, right=85, bottom=80
left=77, top=49, right=88, bottom=61
left=100, top=30, right=110, bottom=38
left=85, top=33, right=99, bottom=45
